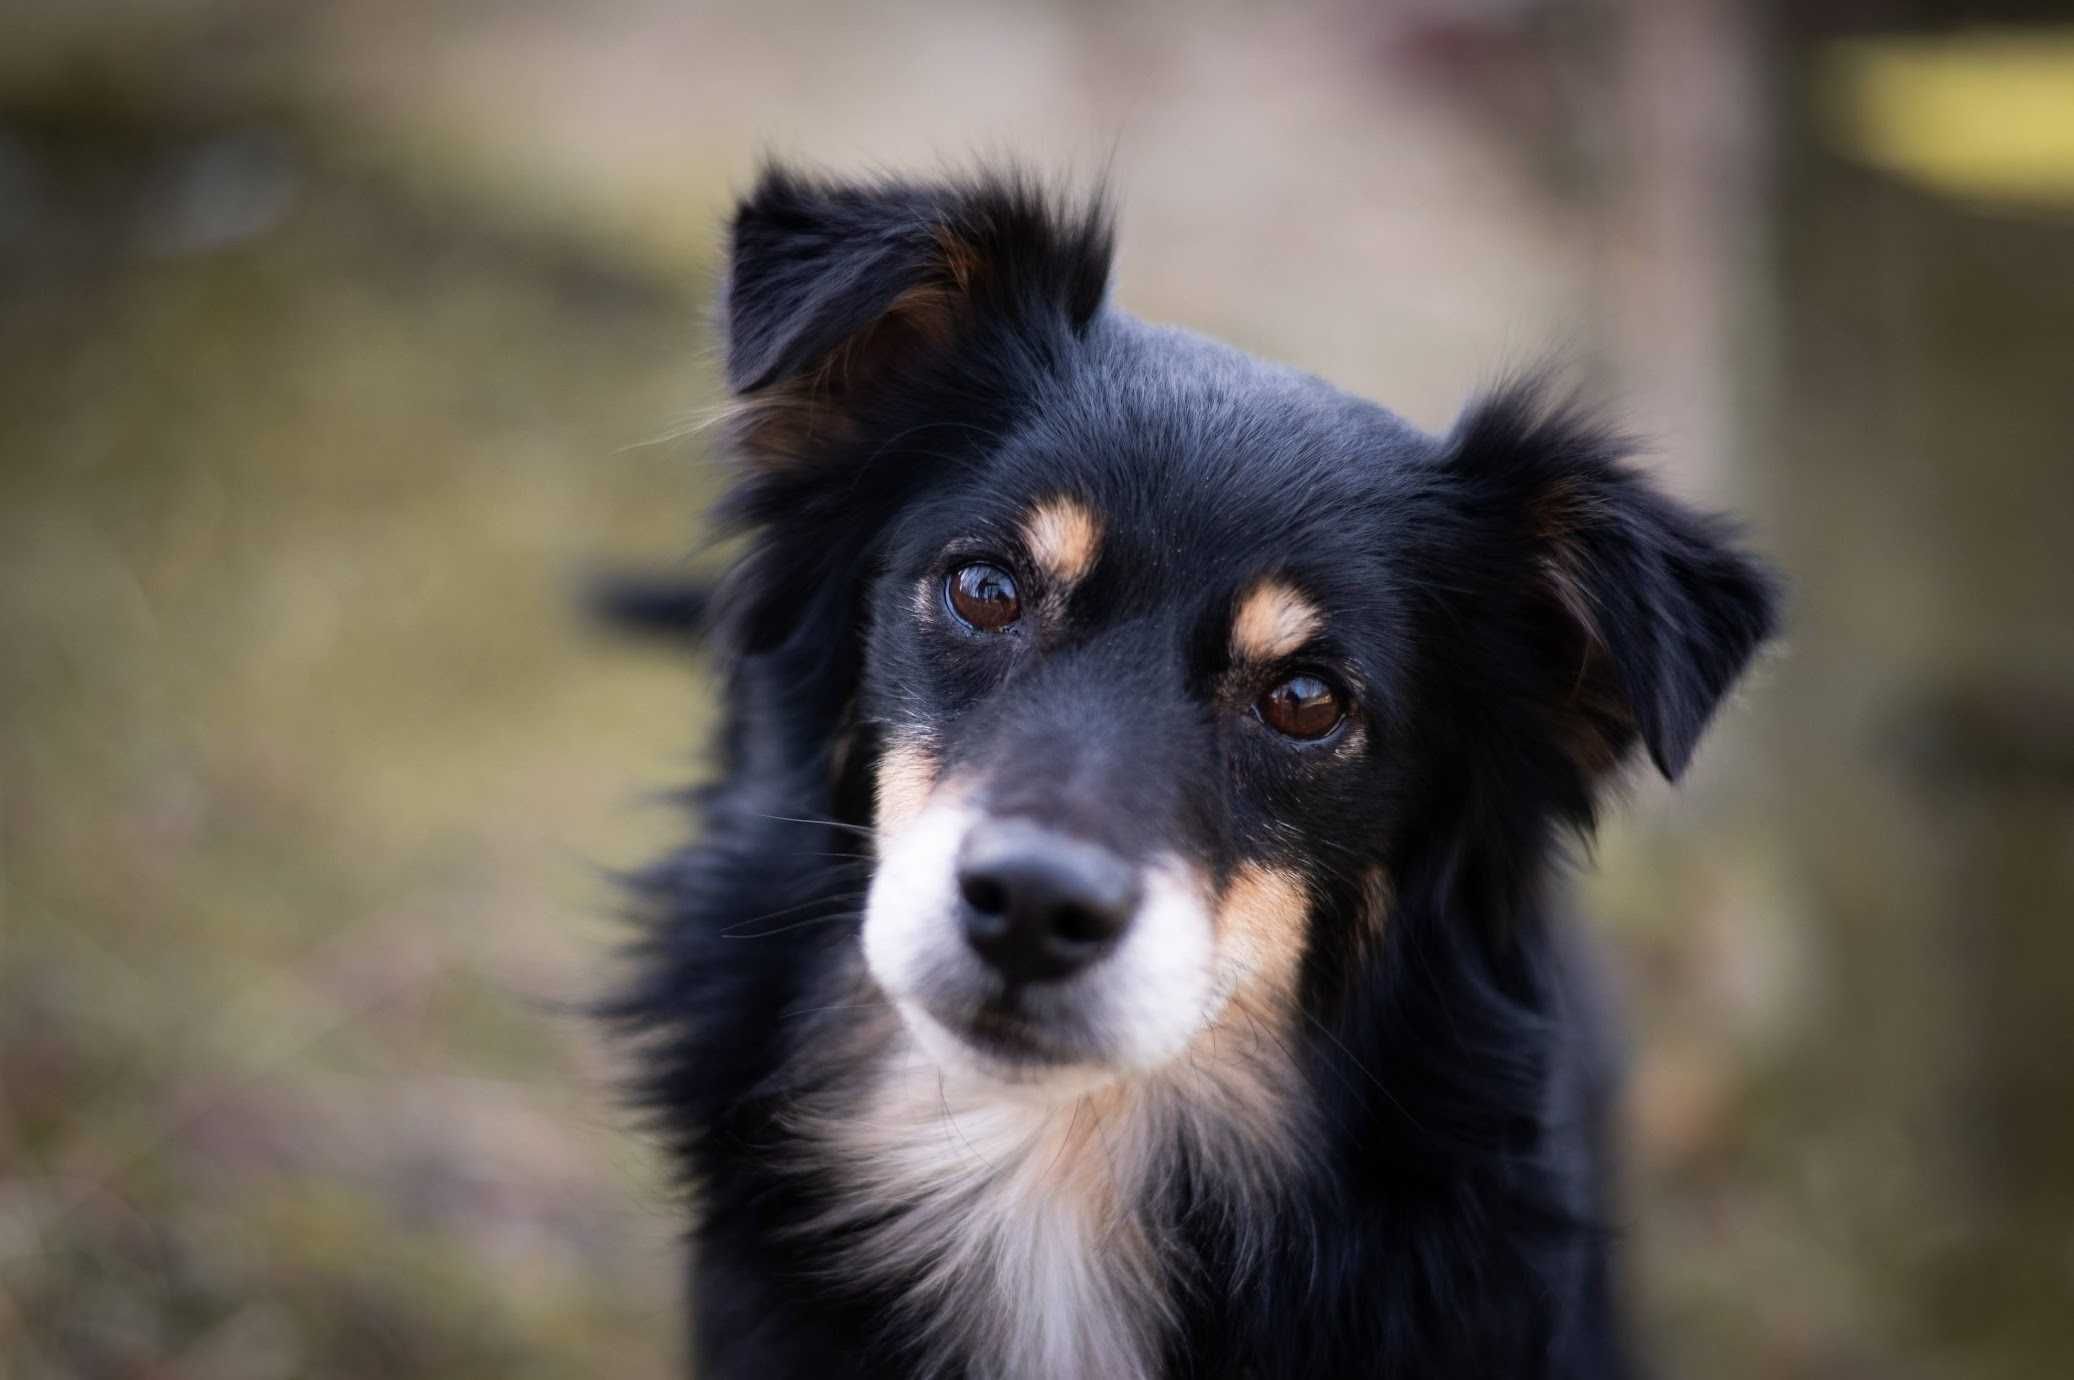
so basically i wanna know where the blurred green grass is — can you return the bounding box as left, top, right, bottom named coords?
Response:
left=0, top=118, right=718, bottom=1377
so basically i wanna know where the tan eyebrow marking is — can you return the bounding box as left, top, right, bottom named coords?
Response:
left=874, top=731, right=939, bottom=837
left=1020, top=497, right=1102, bottom=587
left=1230, top=579, right=1324, bottom=662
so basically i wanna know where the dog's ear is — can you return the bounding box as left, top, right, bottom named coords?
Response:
left=721, top=164, right=1112, bottom=453
left=1443, top=381, right=1780, bottom=781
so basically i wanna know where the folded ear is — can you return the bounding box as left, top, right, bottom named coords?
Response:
left=721, top=164, right=1111, bottom=452
left=1444, top=381, right=1781, bottom=781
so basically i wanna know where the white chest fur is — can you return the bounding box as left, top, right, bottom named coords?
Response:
left=794, top=1037, right=1171, bottom=1380
left=788, top=1026, right=1306, bottom=1380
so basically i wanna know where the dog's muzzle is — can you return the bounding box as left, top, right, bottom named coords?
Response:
left=863, top=797, right=1217, bottom=1081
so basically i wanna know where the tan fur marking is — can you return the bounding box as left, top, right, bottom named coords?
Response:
left=1214, top=863, right=1311, bottom=1016
left=875, top=734, right=939, bottom=837
left=933, top=225, right=982, bottom=293
left=1180, top=863, right=1313, bottom=1174
left=1230, top=580, right=1323, bottom=662
left=729, top=231, right=978, bottom=468
left=1021, top=497, right=1103, bottom=588
left=1535, top=479, right=1642, bottom=775
left=1361, top=866, right=1394, bottom=937
left=878, top=278, right=962, bottom=353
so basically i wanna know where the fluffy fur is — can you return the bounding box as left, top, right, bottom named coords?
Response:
left=603, top=162, right=1779, bottom=1379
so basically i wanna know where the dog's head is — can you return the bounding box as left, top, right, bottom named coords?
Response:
left=710, top=166, right=1777, bottom=1090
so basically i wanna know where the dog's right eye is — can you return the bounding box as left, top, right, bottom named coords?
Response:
left=946, top=562, right=1022, bottom=632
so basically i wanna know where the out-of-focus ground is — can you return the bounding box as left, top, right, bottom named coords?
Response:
left=3, top=3, right=2071, bottom=1378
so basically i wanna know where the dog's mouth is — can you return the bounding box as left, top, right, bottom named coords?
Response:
left=927, top=994, right=1086, bottom=1069
left=960, top=997, right=1062, bottom=1057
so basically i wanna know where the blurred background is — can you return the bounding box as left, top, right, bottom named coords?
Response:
left=3, top=1, right=2071, bottom=1376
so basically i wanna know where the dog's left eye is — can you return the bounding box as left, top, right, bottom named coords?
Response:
left=945, top=562, right=1022, bottom=632
left=1257, top=673, right=1345, bottom=740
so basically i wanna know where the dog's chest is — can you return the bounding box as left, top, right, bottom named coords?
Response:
left=795, top=1044, right=1177, bottom=1380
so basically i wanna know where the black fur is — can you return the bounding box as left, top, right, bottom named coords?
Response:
left=603, top=163, right=1779, bottom=1378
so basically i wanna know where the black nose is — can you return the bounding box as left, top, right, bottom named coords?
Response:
left=956, top=820, right=1140, bottom=985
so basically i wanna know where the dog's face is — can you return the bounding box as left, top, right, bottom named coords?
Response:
left=857, top=337, right=1425, bottom=1082
left=716, top=168, right=1776, bottom=1091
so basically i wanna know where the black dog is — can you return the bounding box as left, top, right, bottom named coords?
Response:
left=607, top=164, right=1778, bottom=1379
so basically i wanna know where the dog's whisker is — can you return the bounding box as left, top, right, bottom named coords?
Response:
left=1296, top=1009, right=1429, bottom=1135
left=780, top=999, right=888, bottom=1019
left=936, top=1070, right=999, bottom=1174
left=744, top=810, right=880, bottom=839
left=720, top=913, right=860, bottom=940
left=718, top=889, right=870, bottom=935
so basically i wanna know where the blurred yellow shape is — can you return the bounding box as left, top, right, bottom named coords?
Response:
left=1822, top=28, right=2074, bottom=208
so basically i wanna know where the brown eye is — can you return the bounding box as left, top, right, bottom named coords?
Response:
left=1257, top=673, right=1345, bottom=740
left=946, top=562, right=1022, bottom=632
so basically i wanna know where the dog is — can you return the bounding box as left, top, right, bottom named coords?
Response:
left=604, top=163, right=1779, bottom=1379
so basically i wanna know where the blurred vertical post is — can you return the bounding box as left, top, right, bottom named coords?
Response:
left=1765, top=2, right=2074, bottom=1375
